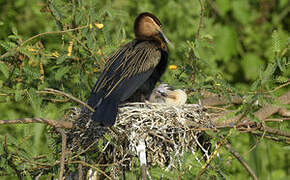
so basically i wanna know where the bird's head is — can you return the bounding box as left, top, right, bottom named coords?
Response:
left=134, top=12, right=172, bottom=50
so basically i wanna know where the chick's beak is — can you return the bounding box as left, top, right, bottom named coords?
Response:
left=158, top=30, right=174, bottom=48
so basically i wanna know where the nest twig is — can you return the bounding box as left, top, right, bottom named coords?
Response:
left=64, top=103, right=214, bottom=178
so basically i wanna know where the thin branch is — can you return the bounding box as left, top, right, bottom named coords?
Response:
left=202, top=95, right=243, bottom=106
left=196, top=0, right=205, bottom=39
left=40, top=88, right=94, bottom=112
left=56, top=128, right=67, bottom=180
left=194, top=106, right=251, bottom=180
left=70, top=160, right=112, bottom=180
left=259, top=125, right=290, bottom=137
left=244, top=130, right=266, bottom=155
left=0, top=25, right=90, bottom=60
left=78, top=163, right=83, bottom=180
left=225, top=141, right=258, bottom=180
left=214, top=91, right=290, bottom=126
left=250, top=132, right=290, bottom=144
left=0, top=118, right=73, bottom=128
left=266, top=81, right=290, bottom=93
left=4, top=134, right=23, bottom=180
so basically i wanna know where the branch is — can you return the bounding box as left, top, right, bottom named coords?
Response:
left=0, top=25, right=89, bottom=60
left=3, top=134, right=23, bottom=180
left=0, top=118, right=73, bottom=129
left=196, top=0, right=205, bottom=39
left=39, top=88, right=94, bottom=112
left=250, top=132, right=290, bottom=144
left=201, top=95, right=243, bottom=106
left=56, top=128, right=67, bottom=180
left=259, top=125, right=290, bottom=137
left=70, top=161, right=112, bottom=180
left=225, top=141, right=258, bottom=180
left=255, top=91, right=290, bottom=121
left=214, top=91, right=290, bottom=126
left=194, top=107, right=251, bottom=180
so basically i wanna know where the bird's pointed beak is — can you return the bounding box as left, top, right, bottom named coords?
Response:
left=158, top=30, right=174, bottom=48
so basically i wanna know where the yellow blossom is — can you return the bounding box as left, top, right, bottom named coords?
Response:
left=52, top=51, right=59, bottom=58
left=89, top=24, right=93, bottom=30
left=27, top=46, right=37, bottom=52
left=28, top=59, right=37, bottom=67
left=93, top=68, right=98, bottom=72
left=94, top=23, right=104, bottom=30
left=169, top=65, right=178, bottom=70
left=97, top=49, right=102, bottom=55
left=67, top=41, right=73, bottom=57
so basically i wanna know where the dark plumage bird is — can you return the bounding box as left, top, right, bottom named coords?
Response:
left=87, top=12, right=170, bottom=126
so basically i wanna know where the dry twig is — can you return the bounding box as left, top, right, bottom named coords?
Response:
left=0, top=118, right=73, bottom=128
left=0, top=25, right=90, bottom=60
left=56, top=128, right=67, bottom=180
left=225, top=141, right=258, bottom=180
left=3, top=134, right=23, bottom=180
left=196, top=0, right=205, bottom=39
left=39, top=88, right=94, bottom=112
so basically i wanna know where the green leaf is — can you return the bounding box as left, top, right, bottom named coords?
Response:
left=11, top=26, right=18, bottom=36
left=0, top=63, right=10, bottom=79
left=215, top=26, right=239, bottom=62
left=28, top=88, right=42, bottom=116
left=275, top=76, right=288, bottom=83
left=232, top=0, right=251, bottom=25
left=55, top=66, right=71, bottom=81
left=241, top=53, right=265, bottom=81
left=216, top=0, right=231, bottom=16
left=272, top=30, right=280, bottom=54
left=104, top=133, right=111, bottom=142
left=15, top=90, right=23, bottom=102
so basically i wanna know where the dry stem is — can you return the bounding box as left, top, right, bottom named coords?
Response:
left=225, top=141, right=258, bottom=180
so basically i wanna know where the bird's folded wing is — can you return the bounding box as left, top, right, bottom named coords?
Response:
left=91, top=41, right=161, bottom=102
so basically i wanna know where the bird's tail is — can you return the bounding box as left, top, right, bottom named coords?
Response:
left=91, top=98, right=118, bottom=126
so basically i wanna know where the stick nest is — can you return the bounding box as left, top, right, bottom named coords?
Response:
left=64, top=103, right=215, bottom=177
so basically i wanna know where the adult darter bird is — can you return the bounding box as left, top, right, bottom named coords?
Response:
left=87, top=12, right=171, bottom=126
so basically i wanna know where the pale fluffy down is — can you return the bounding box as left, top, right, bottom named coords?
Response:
left=149, top=84, right=187, bottom=106
left=164, top=89, right=187, bottom=106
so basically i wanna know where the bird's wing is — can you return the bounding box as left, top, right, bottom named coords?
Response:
left=88, top=41, right=161, bottom=108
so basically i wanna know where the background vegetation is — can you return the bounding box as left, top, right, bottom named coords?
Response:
left=0, top=0, right=289, bottom=179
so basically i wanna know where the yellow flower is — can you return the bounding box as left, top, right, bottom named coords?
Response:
left=67, top=41, right=73, bottom=57
left=89, top=24, right=93, bottom=30
left=97, top=49, right=102, bottom=55
left=169, top=65, right=178, bottom=70
left=93, top=68, right=98, bottom=72
left=28, top=59, right=37, bottom=67
left=94, top=23, right=104, bottom=30
left=27, top=46, right=37, bottom=52
left=52, top=51, right=59, bottom=58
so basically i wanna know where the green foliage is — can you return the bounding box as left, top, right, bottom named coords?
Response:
left=0, top=0, right=289, bottom=179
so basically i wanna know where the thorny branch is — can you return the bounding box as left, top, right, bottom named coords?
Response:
left=70, top=161, right=112, bottom=180
left=213, top=91, right=290, bottom=126
left=39, top=88, right=95, bottom=112
left=225, top=141, right=258, bottom=180
left=0, top=118, right=73, bottom=128
left=196, top=0, right=205, bottom=39
left=56, top=128, right=67, bottom=180
left=0, top=25, right=90, bottom=60
left=4, top=134, right=23, bottom=180
left=194, top=105, right=252, bottom=180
